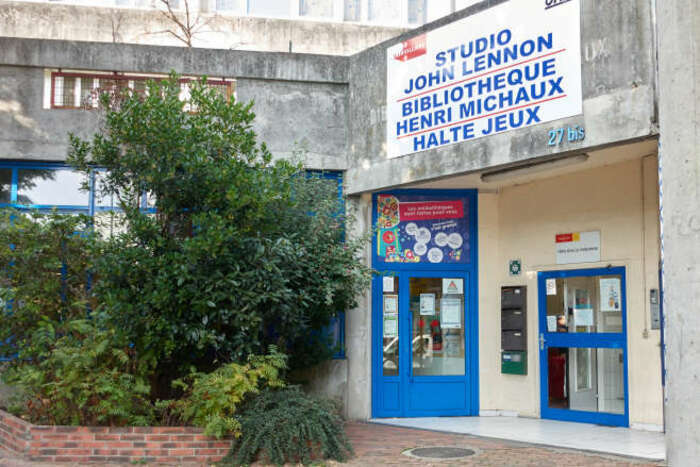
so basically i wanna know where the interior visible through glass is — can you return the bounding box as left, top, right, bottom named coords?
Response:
left=545, top=275, right=623, bottom=333
left=547, top=347, right=625, bottom=414
left=410, top=277, right=465, bottom=376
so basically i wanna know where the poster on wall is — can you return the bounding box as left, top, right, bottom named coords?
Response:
left=386, top=0, right=582, bottom=158
left=375, top=193, right=469, bottom=264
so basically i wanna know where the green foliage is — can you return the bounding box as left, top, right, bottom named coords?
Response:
left=5, top=319, right=154, bottom=426
left=163, top=346, right=287, bottom=439
left=222, top=386, right=353, bottom=466
left=68, top=73, right=371, bottom=396
left=0, top=209, right=95, bottom=363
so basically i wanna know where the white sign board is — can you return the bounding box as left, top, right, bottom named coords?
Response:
left=555, top=231, right=601, bottom=264
left=386, top=0, right=582, bottom=158
left=442, top=278, right=464, bottom=295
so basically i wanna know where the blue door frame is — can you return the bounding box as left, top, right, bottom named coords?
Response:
left=371, top=189, right=479, bottom=418
left=537, top=267, right=630, bottom=427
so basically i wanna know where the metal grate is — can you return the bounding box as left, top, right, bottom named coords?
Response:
left=404, top=446, right=476, bottom=460
left=51, top=72, right=234, bottom=110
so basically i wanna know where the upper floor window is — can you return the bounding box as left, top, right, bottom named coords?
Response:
left=49, top=71, right=235, bottom=110
left=300, top=0, right=334, bottom=19
left=248, top=0, right=292, bottom=18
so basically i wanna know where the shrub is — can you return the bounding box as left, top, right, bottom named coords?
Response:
left=223, top=386, right=353, bottom=466
left=68, top=74, right=372, bottom=396
left=5, top=319, right=154, bottom=426
left=161, top=346, right=287, bottom=438
left=0, top=209, right=96, bottom=364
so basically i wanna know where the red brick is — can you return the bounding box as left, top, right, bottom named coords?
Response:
left=92, top=449, right=121, bottom=456
left=120, top=433, right=145, bottom=441
left=168, top=448, right=195, bottom=456
left=154, top=427, right=187, bottom=434
left=94, top=434, right=121, bottom=441
left=144, top=434, right=170, bottom=441
left=195, top=448, right=221, bottom=455
left=105, top=427, right=133, bottom=434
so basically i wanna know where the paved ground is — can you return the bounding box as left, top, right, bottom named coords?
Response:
left=336, top=423, right=663, bottom=467
left=0, top=422, right=665, bottom=466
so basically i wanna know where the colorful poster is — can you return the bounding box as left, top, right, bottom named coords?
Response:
left=599, top=278, right=621, bottom=312
left=376, top=193, right=469, bottom=264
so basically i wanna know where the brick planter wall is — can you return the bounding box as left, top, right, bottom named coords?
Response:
left=0, top=409, right=231, bottom=464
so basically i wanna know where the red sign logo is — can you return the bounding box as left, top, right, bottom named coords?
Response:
left=398, top=200, right=464, bottom=221
left=556, top=233, right=573, bottom=243
left=393, top=34, right=427, bottom=62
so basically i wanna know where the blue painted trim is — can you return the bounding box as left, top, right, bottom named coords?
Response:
left=658, top=267, right=665, bottom=387
left=371, top=189, right=478, bottom=418
left=9, top=169, right=18, bottom=203
left=537, top=266, right=629, bottom=427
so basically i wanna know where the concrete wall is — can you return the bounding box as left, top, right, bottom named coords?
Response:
left=655, top=0, right=700, bottom=462
left=0, top=0, right=406, bottom=55
left=0, top=37, right=350, bottom=169
left=344, top=0, right=657, bottom=194
left=476, top=156, right=662, bottom=427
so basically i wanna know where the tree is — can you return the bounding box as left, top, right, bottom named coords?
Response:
left=68, top=74, right=370, bottom=398
left=155, top=0, right=213, bottom=48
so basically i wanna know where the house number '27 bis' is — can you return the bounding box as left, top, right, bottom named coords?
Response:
left=548, top=125, right=585, bottom=146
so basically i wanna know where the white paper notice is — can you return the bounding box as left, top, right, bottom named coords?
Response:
left=420, top=293, right=436, bottom=315
left=440, top=298, right=462, bottom=329
left=383, top=276, right=394, bottom=292
left=547, top=316, right=557, bottom=332
left=546, top=279, right=557, bottom=296
left=383, top=314, right=398, bottom=337
left=383, top=295, right=398, bottom=314
left=574, top=308, right=594, bottom=326
left=442, top=278, right=464, bottom=295
left=599, top=278, right=621, bottom=312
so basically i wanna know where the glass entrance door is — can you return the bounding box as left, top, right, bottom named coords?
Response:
left=538, top=267, right=629, bottom=426
left=375, top=271, right=472, bottom=417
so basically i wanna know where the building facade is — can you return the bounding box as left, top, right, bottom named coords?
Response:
left=2, top=0, right=699, bottom=462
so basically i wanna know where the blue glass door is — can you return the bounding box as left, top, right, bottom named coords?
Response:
left=538, top=267, right=629, bottom=427
left=373, top=271, right=472, bottom=417
left=371, top=189, right=479, bottom=419
left=403, top=272, right=471, bottom=416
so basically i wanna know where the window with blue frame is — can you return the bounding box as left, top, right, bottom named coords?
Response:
left=0, top=162, right=347, bottom=359
left=307, top=170, right=346, bottom=359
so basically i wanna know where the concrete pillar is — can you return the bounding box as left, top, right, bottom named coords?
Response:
left=655, top=0, right=700, bottom=463
left=345, top=193, right=373, bottom=420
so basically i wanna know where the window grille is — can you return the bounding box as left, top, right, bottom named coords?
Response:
left=50, top=72, right=235, bottom=110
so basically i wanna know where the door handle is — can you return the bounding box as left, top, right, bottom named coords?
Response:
left=539, top=333, right=546, bottom=350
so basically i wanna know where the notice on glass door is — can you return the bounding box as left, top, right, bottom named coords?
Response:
left=383, top=314, right=398, bottom=338
left=420, top=293, right=436, bottom=315
left=440, top=298, right=462, bottom=329
left=383, top=295, right=398, bottom=314
left=599, top=278, right=621, bottom=312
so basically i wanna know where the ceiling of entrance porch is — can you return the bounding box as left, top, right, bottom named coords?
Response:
left=406, top=137, right=658, bottom=191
